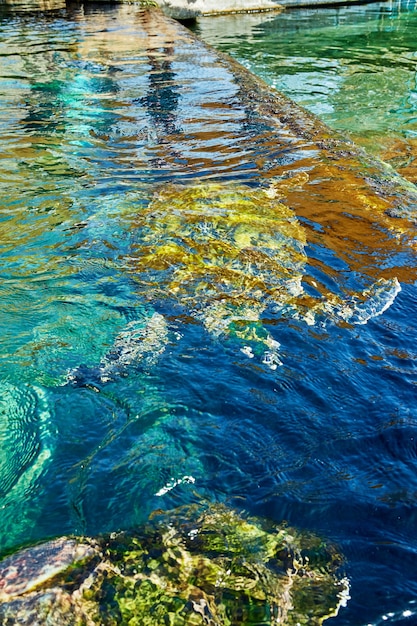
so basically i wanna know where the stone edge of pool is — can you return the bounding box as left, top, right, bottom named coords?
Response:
left=154, top=0, right=387, bottom=19
left=81, top=0, right=392, bottom=19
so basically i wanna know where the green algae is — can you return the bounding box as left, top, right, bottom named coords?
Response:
left=0, top=503, right=349, bottom=625
left=127, top=178, right=400, bottom=369
left=131, top=178, right=307, bottom=300
left=128, top=177, right=309, bottom=368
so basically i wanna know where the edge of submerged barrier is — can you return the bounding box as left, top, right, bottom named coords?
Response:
left=81, top=0, right=390, bottom=19
left=154, top=0, right=390, bottom=19
left=147, top=7, right=417, bottom=216
left=156, top=0, right=284, bottom=19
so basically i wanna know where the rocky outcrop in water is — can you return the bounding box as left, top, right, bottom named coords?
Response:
left=0, top=504, right=349, bottom=625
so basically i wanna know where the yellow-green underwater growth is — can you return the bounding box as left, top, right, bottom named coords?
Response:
left=131, top=179, right=307, bottom=306
left=128, top=177, right=309, bottom=369
left=0, top=503, right=349, bottom=625
left=127, top=178, right=401, bottom=369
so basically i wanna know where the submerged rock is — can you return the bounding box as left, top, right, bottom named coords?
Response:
left=0, top=537, right=98, bottom=601
left=63, top=177, right=402, bottom=386
left=127, top=178, right=400, bottom=369
left=0, top=504, right=349, bottom=625
left=67, top=311, right=169, bottom=386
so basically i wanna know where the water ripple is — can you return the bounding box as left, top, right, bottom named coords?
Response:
left=196, top=2, right=417, bottom=182
left=0, top=382, right=55, bottom=551
left=0, top=5, right=417, bottom=625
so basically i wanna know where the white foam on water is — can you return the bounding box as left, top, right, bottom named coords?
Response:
left=363, top=601, right=416, bottom=625
left=155, top=475, right=195, bottom=497
left=67, top=312, right=170, bottom=385
left=240, top=346, right=254, bottom=358
left=355, top=277, right=401, bottom=324
left=339, top=278, right=401, bottom=325
left=262, top=350, right=282, bottom=370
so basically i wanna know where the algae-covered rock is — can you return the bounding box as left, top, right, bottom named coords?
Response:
left=0, top=537, right=100, bottom=625
left=0, top=504, right=349, bottom=625
left=128, top=177, right=400, bottom=369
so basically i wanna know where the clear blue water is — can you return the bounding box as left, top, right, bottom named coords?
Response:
left=194, top=0, right=417, bottom=183
left=0, top=2, right=417, bottom=625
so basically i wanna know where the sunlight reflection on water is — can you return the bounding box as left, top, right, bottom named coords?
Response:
left=194, top=0, right=417, bottom=183
left=0, top=3, right=417, bottom=625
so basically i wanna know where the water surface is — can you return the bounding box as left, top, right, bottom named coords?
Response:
left=0, top=4, right=417, bottom=626
left=195, top=0, right=417, bottom=182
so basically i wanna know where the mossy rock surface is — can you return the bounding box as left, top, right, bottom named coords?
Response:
left=131, top=178, right=308, bottom=312
left=128, top=177, right=310, bottom=369
left=0, top=504, right=349, bottom=625
left=126, top=178, right=400, bottom=369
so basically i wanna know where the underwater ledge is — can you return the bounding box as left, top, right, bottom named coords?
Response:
left=77, top=3, right=417, bottom=212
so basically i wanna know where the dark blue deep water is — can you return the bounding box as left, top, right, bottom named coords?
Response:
left=0, top=2, right=417, bottom=625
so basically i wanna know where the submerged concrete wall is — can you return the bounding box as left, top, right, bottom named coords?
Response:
left=142, top=8, right=417, bottom=288
left=0, top=0, right=388, bottom=17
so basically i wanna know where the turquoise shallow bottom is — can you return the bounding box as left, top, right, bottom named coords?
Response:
left=0, top=2, right=417, bottom=625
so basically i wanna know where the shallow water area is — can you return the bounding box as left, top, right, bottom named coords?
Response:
left=0, top=3, right=417, bottom=625
left=194, top=0, right=417, bottom=183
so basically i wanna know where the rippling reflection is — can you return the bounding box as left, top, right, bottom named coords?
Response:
left=0, top=4, right=417, bottom=625
left=0, top=383, right=54, bottom=548
left=195, top=0, right=417, bottom=183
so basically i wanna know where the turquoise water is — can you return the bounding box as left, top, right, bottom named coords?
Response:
left=0, top=2, right=417, bottom=625
left=195, top=0, right=417, bottom=182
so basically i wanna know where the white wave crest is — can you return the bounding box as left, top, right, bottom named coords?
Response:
left=338, top=277, right=401, bottom=325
